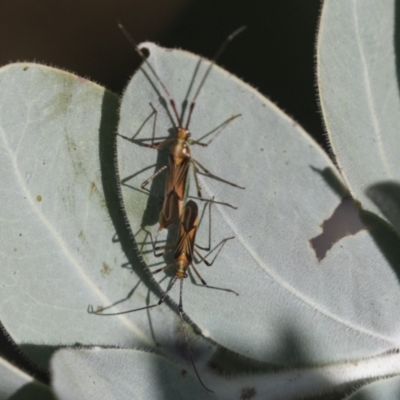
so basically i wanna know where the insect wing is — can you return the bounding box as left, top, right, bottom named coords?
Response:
left=165, top=156, right=190, bottom=200
left=160, top=191, right=181, bottom=229
left=174, top=201, right=198, bottom=263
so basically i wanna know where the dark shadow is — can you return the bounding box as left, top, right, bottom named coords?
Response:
left=8, top=381, right=56, bottom=400
left=264, top=324, right=317, bottom=367
left=359, top=209, right=400, bottom=285
left=303, top=378, right=377, bottom=400
left=208, top=346, right=280, bottom=376
left=366, top=181, right=400, bottom=237
left=99, top=89, right=157, bottom=288
left=0, top=322, right=49, bottom=384
left=240, top=387, right=257, bottom=400
left=119, top=136, right=168, bottom=229
left=310, top=196, right=365, bottom=260
left=310, top=166, right=349, bottom=198
left=206, top=323, right=374, bottom=399
left=309, top=166, right=364, bottom=261
left=17, top=344, right=64, bottom=372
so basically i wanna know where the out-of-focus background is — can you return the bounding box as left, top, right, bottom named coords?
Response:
left=0, top=0, right=324, bottom=379
left=0, top=0, right=324, bottom=144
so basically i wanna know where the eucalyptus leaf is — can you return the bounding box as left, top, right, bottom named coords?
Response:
left=51, top=348, right=217, bottom=400
left=345, top=375, right=400, bottom=400
left=116, top=42, right=400, bottom=367
left=0, top=63, right=186, bottom=368
left=317, top=0, right=400, bottom=233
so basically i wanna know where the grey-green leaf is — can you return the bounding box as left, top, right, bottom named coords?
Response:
left=0, top=63, right=178, bottom=366
left=317, top=0, right=400, bottom=233
left=117, top=42, right=400, bottom=366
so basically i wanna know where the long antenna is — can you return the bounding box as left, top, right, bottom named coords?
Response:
left=118, top=22, right=183, bottom=127
left=185, top=25, right=247, bottom=129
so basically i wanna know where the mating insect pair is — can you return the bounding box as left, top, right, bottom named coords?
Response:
left=118, top=23, right=245, bottom=232
left=89, top=24, right=245, bottom=393
left=89, top=199, right=238, bottom=391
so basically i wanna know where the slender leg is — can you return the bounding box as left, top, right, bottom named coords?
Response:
left=143, top=227, right=175, bottom=258
left=190, top=161, right=238, bottom=210
left=194, top=200, right=212, bottom=251
left=118, top=128, right=175, bottom=151
left=87, top=277, right=178, bottom=316
left=195, top=237, right=234, bottom=266
left=117, top=102, right=170, bottom=147
left=135, top=228, right=151, bottom=252
left=192, top=207, right=238, bottom=295
left=149, top=102, right=158, bottom=145
left=177, top=279, right=213, bottom=393
left=191, top=263, right=239, bottom=296
left=190, top=114, right=241, bottom=146
left=188, top=164, right=237, bottom=210
left=151, top=262, right=176, bottom=275
left=141, top=165, right=167, bottom=192
left=195, top=200, right=235, bottom=254
left=187, top=195, right=237, bottom=209
left=190, top=160, right=202, bottom=199
left=192, top=158, right=245, bottom=189
left=143, top=228, right=164, bottom=257
left=116, top=105, right=156, bottom=143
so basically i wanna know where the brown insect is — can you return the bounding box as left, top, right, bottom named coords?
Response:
left=88, top=200, right=238, bottom=392
left=118, top=24, right=246, bottom=231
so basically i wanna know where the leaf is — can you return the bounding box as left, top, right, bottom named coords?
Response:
left=0, top=63, right=180, bottom=366
left=317, top=0, right=400, bottom=234
left=51, top=348, right=218, bottom=400
left=116, top=42, right=400, bottom=367
left=345, top=375, right=400, bottom=400
left=0, top=356, right=55, bottom=400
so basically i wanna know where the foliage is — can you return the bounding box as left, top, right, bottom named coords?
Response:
left=1, top=1, right=400, bottom=399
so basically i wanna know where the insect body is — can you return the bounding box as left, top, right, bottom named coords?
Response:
left=119, top=24, right=246, bottom=231
left=89, top=200, right=238, bottom=392
left=140, top=122, right=192, bottom=231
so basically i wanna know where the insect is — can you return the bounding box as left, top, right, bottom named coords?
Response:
left=88, top=200, right=239, bottom=392
left=118, top=24, right=246, bottom=231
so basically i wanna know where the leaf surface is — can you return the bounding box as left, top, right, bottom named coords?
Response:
left=117, top=43, right=400, bottom=366
left=0, top=64, right=182, bottom=365
left=317, top=0, right=400, bottom=233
